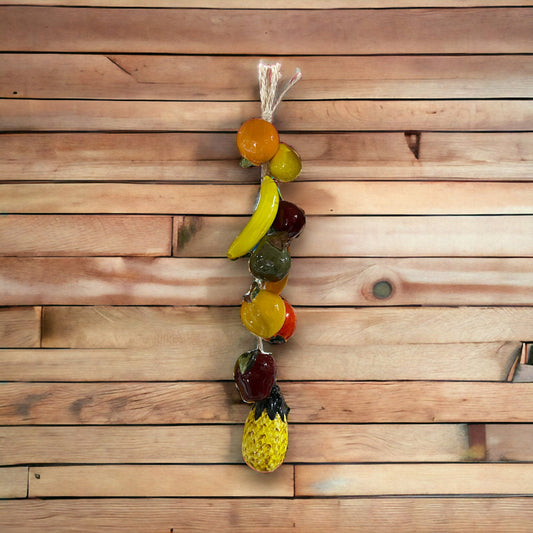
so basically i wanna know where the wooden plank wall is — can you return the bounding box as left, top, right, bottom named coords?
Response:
left=1, top=1, right=533, bottom=531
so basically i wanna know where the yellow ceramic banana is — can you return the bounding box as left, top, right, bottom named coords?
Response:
left=227, top=176, right=280, bottom=260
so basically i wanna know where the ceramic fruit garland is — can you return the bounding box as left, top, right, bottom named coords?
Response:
left=227, top=62, right=304, bottom=473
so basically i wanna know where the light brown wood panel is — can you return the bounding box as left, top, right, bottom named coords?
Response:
left=4, top=182, right=533, bottom=215
left=1, top=381, right=532, bottom=425
left=0, top=424, right=469, bottom=465
left=40, top=306, right=533, bottom=348
left=295, top=463, right=533, bottom=496
left=0, top=426, right=243, bottom=465
left=0, top=467, right=27, bottom=498
left=0, top=342, right=520, bottom=382
left=0, top=306, right=40, bottom=348
left=0, top=215, right=172, bottom=256
left=2, top=99, right=532, bottom=132
left=486, top=424, right=533, bottom=461
left=175, top=215, right=533, bottom=258
left=3, top=1, right=533, bottom=7
left=1, top=7, right=531, bottom=54
left=1, top=497, right=532, bottom=533
left=4, top=256, right=533, bottom=306
left=0, top=340, right=522, bottom=382
left=28, top=465, right=293, bottom=497
left=2, top=132, right=533, bottom=181
left=3, top=54, right=532, bottom=100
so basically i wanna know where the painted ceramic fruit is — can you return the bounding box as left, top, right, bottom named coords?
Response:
left=267, top=300, right=297, bottom=344
left=237, top=118, right=279, bottom=166
left=240, top=282, right=286, bottom=339
left=234, top=349, right=277, bottom=403
left=249, top=232, right=291, bottom=282
left=264, top=274, right=289, bottom=295
left=272, top=200, right=306, bottom=239
left=269, top=142, right=302, bottom=182
left=242, top=384, right=290, bottom=472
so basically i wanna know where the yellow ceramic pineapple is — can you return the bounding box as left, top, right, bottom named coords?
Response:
left=242, top=384, right=289, bottom=472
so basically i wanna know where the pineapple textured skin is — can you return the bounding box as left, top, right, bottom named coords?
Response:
left=242, top=407, right=288, bottom=472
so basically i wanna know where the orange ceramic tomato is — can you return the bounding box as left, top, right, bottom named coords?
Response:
left=237, top=118, right=279, bottom=166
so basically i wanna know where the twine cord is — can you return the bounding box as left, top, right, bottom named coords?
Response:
left=255, top=61, right=302, bottom=350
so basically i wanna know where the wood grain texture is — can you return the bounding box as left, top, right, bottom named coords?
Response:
left=40, top=306, right=533, bottom=347
left=0, top=341, right=520, bottom=382
left=175, top=215, right=533, bottom=258
left=3, top=54, right=532, bottom=100
left=4, top=256, right=533, bottom=306
left=4, top=182, right=533, bottom=215
left=2, top=99, right=532, bottom=132
left=3, top=132, right=533, bottom=181
left=0, top=306, right=40, bottom=348
left=295, top=463, right=533, bottom=496
left=0, top=215, right=172, bottom=256
left=0, top=424, right=469, bottom=465
left=1, top=497, right=532, bottom=533
left=0, top=467, right=27, bottom=499
left=28, top=465, right=294, bottom=497
left=1, top=381, right=532, bottom=425
left=486, top=424, right=533, bottom=461
left=3, top=1, right=533, bottom=6
left=1, top=7, right=531, bottom=54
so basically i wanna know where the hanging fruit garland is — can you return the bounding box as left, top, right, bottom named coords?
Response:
left=227, top=62, right=304, bottom=473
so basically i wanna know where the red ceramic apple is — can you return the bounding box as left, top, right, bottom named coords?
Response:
left=234, top=349, right=277, bottom=403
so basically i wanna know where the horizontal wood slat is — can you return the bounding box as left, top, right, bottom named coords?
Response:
left=486, top=424, right=533, bottom=461
left=1, top=497, right=532, bottom=533
left=28, top=465, right=294, bottom=497
left=1, top=382, right=532, bottom=425
left=4, top=213, right=532, bottom=258
left=295, top=463, right=533, bottom=496
left=40, top=306, right=533, bottom=348
left=0, top=306, right=41, bottom=348
left=3, top=132, right=533, bottom=181
left=0, top=341, right=520, bottom=382
left=0, top=467, right=27, bottom=499
left=176, top=215, right=533, bottom=258
left=0, top=215, right=172, bottom=257
left=3, top=1, right=533, bottom=7
left=3, top=54, right=532, bottom=100
left=3, top=257, right=533, bottom=306
left=1, top=7, right=531, bottom=54
left=4, top=182, right=533, bottom=215
left=2, top=99, right=532, bottom=132
left=0, top=424, right=470, bottom=465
